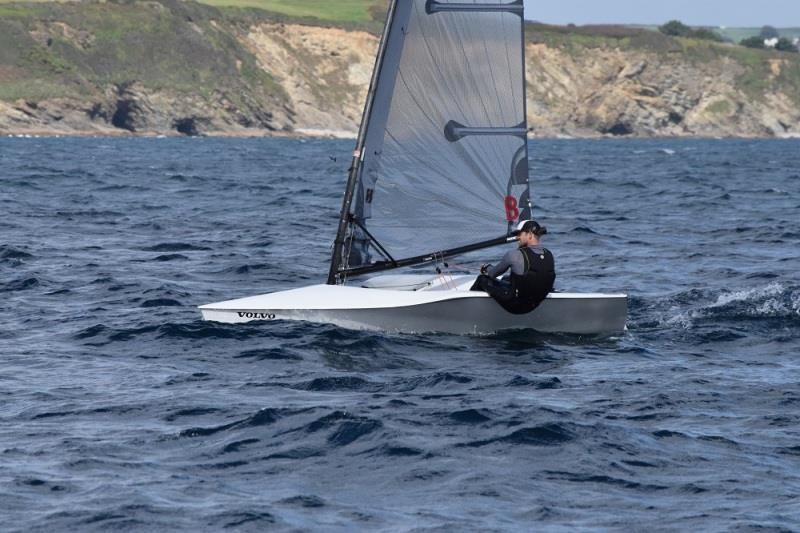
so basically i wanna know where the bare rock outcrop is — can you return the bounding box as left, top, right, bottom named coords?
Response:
left=241, top=22, right=377, bottom=137
left=526, top=44, right=800, bottom=138
left=0, top=81, right=293, bottom=137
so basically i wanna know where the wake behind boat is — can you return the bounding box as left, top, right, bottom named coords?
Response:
left=200, top=0, right=628, bottom=335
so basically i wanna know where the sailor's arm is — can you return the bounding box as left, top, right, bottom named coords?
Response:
left=485, top=250, right=516, bottom=278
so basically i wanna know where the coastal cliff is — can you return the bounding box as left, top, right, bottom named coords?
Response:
left=1, top=0, right=799, bottom=138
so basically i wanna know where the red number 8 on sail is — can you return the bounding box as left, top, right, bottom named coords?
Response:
left=504, top=196, right=519, bottom=222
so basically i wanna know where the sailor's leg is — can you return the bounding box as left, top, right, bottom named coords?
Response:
left=470, top=275, right=490, bottom=292
left=484, top=278, right=514, bottom=302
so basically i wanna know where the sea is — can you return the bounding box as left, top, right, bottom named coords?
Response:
left=1, top=137, right=799, bottom=532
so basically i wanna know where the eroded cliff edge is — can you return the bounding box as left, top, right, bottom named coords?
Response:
left=1, top=1, right=799, bottom=138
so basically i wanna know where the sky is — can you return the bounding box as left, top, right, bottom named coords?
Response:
left=522, top=0, right=800, bottom=27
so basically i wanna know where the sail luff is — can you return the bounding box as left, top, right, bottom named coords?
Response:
left=327, top=0, right=403, bottom=285
left=516, top=16, right=533, bottom=221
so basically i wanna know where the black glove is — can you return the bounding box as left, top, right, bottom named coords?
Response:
left=480, top=264, right=489, bottom=275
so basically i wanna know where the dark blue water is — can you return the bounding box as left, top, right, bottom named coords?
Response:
left=1, top=137, right=799, bottom=531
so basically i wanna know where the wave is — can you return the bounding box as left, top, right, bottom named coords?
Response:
left=372, top=444, right=425, bottom=457
left=570, top=226, right=598, bottom=234
left=141, top=243, right=212, bottom=252
left=221, top=438, right=260, bottom=453
left=327, top=418, right=383, bottom=447
left=504, top=376, right=562, bottom=389
left=151, top=254, right=189, bottom=262
left=703, top=283, right=799, bottom=320
left=542, top=471, right=667, bottom=491
left=449, top=409, right=492, bottom=424
left=390, top=372, right=472, bottom=391
left=140, top=298, right=182, bottom=307
left=179, top=408, right=283, bottom=438
left=206, top=511, right=276, bottom=529
left=73, top=321, right=269, bottom=345
left=54, top=209, right=124, bottom=218
left=461, top=423, right=574, bottom=447
left=278, top=410, right=385, bottom=448
left=275, top=372, right=475, bottom=394
left=234, top=348, right=302, bottom=361
left=3, top=277, right=40, bottom=292
left=94, top=184, right=150, bottom=192
left=225, top=263, right=271, bottom=274
left=163, top=407, right=223, bottom=422
left=278, top=495, right=326, bottom=508
left=293, top=376, right=380, bottom=392
left=636, top=282, right=800, bottom=332
left=0, top=245, right=33, bottom=260
left=620, top=180, right=647, bottom=189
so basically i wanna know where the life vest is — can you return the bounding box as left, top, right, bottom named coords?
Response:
left=504, top=246, right=555, bottom=314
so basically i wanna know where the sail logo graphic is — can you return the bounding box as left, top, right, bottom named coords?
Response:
left=237, top=312, right=276, bottom=320
left=504, top=196, right=520, bottom=221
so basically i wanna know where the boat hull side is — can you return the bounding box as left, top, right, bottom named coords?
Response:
left=200, top=294, right=627, bottom=335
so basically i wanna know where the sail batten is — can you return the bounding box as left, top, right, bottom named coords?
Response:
left=330, top=0, right=531, bottom=283
left=426, top=0, right=524, bottom=15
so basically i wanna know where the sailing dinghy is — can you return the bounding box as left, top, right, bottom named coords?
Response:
left=199, top=0, right=627, bottom=335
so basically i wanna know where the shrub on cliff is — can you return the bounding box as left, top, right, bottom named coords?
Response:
left=690, top=28, right=724, bottom=42
left=740, top=36, right=766, bottom=49
left=659, top=20, right=691, bottom=37
left=775, top=37, right=799, bottom=52
left=659, top=20, right=723, bottom=42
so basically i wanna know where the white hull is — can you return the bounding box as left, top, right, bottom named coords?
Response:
left=199, top=275, right=627, bottom=335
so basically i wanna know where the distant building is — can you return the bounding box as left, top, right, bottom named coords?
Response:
left=764, top=37, right=779, bottom=48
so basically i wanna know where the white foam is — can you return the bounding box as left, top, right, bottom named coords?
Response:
left=661, top=283, right=798, bottom=327
left=294, top=128, right=357, bottom=139
left=664, top=308, right=694, bottom=329
left=710, top=282, right=784, bottom=308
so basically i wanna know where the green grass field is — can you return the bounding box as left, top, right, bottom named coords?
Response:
left=0, top=0, right=387, bottom=25
left=196, top=0, right=385, bottom=22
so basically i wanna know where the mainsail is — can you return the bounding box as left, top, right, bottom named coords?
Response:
left=328, top=0, right=531, bottom=284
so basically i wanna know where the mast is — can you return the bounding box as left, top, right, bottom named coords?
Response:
left=327, top=0, right=401, bottom=285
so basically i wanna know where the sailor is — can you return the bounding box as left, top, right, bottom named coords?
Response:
left=470, top=220, right=556, bottom=314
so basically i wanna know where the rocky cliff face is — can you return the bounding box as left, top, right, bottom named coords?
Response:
left=0, top=80, right=289, bottom=136
left=241, top=23, right=376, bottom=137
left=2, top=7, right=799, bottom=138
left=525, top=43, right=800, bottom=138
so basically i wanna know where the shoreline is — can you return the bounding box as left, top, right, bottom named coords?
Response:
left=3, top=129, right=799, bottom=140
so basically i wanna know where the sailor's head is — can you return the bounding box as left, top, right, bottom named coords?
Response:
left=514, top=219, right=547, bottom=237
left=514, top=220, right=547, bottom=245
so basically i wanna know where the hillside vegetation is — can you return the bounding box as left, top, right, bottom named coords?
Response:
left=1, top=0, right=799, bottom=137
left=197, top=0, right=386, bottom=24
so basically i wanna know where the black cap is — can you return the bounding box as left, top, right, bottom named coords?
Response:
left=513, top=220, right=547, bottom=236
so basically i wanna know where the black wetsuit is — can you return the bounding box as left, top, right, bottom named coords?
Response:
left=471, top=245, right=556, bottom=314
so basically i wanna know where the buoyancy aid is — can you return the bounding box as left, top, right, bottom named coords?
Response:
left=500, top=246, right=555, bottom=314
